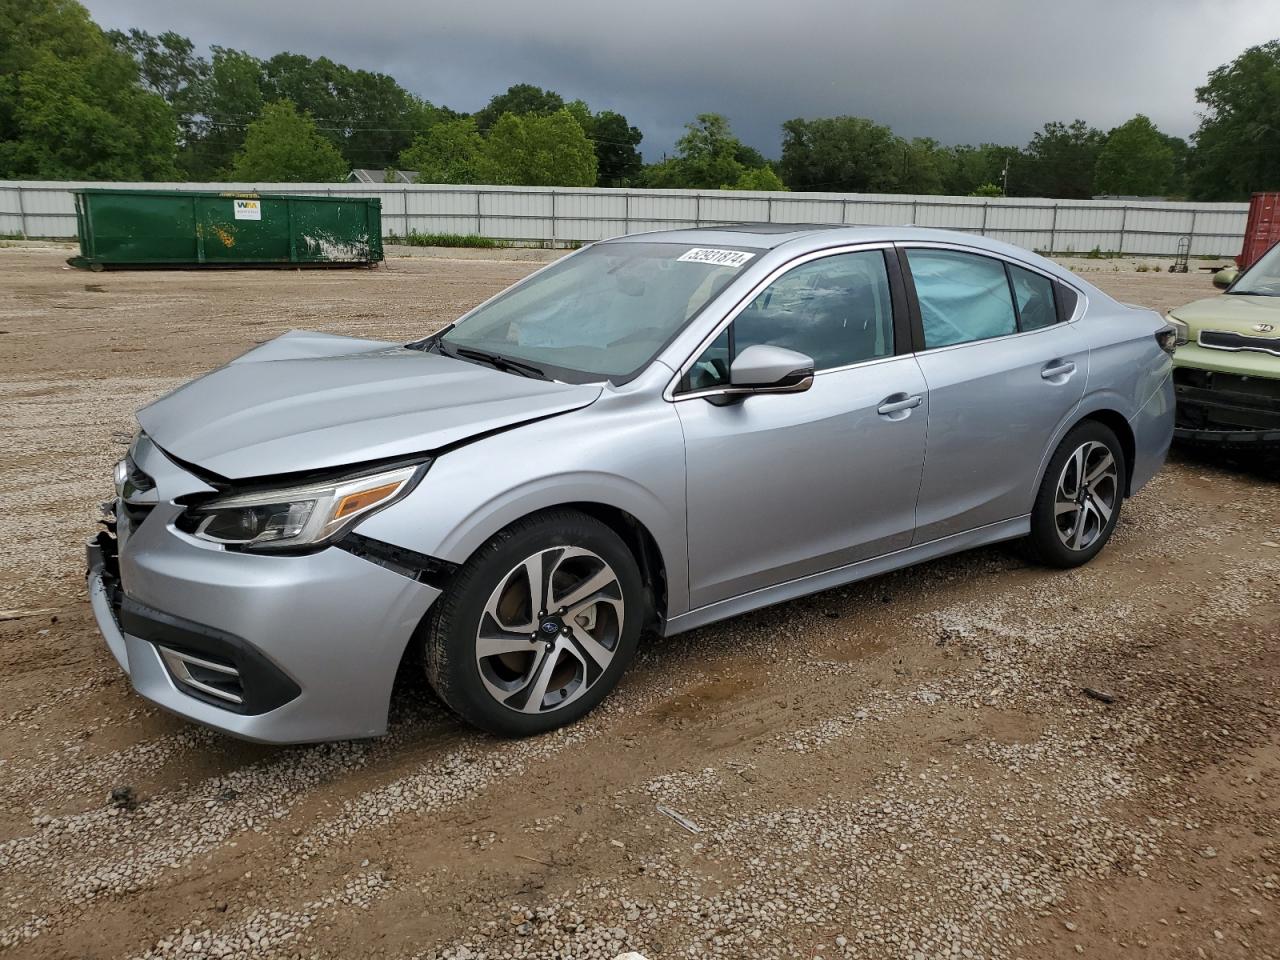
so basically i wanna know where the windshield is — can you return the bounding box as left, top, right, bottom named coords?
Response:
left=1230, top=242, right=1280, bottom=296
left=439, top=241, right=760, bottom=381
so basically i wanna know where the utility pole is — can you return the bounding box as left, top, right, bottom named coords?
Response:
left=1001, top=158, right=1010, bottom=198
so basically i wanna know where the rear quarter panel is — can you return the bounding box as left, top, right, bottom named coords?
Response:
left=1033, top=295, right=1173, bottom=497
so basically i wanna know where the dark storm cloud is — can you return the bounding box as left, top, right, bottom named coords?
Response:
left=83, top=0, right=1280, bottom=158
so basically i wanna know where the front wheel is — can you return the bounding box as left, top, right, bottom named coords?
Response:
left=1027, top=422, right=1126, bottom=568
left=422, top=510, right=644, bottom=736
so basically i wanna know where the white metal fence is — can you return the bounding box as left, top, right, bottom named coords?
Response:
left=0, top=180, right=1250, bottom=257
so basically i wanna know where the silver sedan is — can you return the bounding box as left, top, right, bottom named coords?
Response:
left=88, top=226, right=1175, bottom=742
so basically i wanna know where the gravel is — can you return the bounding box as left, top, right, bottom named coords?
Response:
left=1, top=250, right=1276, bottom=960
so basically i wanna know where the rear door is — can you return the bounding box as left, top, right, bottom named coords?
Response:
left=675, top=246, right=929, bottom=609
left=901, top=245, right=1088, bottom=543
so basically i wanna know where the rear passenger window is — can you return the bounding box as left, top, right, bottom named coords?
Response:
left=1009, top=264, right=1058, bottom=331
left=906, top=249, right=1017, bottom=348
left=1055, top=283, right=1079, bottom=323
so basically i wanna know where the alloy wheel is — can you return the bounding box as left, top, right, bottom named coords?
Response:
left=1054, top=440, right=1119, bottom=552
left=474, top=546, right=625, bottom=714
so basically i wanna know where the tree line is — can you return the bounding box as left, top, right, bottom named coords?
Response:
left=2, top=0, right=1277, bottom=200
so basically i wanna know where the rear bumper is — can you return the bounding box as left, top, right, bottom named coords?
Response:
left=86, top=512, right=441, bottom=744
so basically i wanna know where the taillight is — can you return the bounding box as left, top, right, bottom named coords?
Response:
left=1155, top=328, right=1177, bottom=355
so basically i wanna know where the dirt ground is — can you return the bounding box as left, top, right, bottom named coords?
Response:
left=0, top=247, right=1277, bottom=960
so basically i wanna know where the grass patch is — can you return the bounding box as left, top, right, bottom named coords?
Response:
left=387, top=231, right=508, bottom=249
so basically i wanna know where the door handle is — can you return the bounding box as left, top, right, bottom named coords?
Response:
left=1041, top=360, right=1077, bottom=381
left=877, top=393, right=923, bottom=416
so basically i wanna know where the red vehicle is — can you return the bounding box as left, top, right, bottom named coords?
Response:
left=1237, top=192, right=1280, bottom=270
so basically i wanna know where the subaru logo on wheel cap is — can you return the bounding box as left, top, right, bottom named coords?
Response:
left=541, top=620, right=560, bottom=634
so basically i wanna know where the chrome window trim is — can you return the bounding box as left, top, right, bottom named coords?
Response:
left=1198, top=330, right=1280, bottom=357
left=897, top=240, right=1089, bottom=329
left=663, top=241, right=899, bottom=402
left=813, top=351, right=910, bottom=377
left=902, top=318, right=1077, bottom=358
left=663, top=239, right=1090, bottom=401
left=673, top=375, right=818, bottom=403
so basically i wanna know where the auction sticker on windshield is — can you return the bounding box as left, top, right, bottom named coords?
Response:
left=677, top=248, right=755, bottom=267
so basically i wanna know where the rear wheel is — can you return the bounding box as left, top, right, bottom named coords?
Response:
left=422, top=510, right=643, bottom=736
left=1027, top=422, right=1126, bottom=568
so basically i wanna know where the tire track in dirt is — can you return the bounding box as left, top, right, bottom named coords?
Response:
left=403, top=560, right=1276, bottom=959
left=109, top=473, right=1274, bottom=960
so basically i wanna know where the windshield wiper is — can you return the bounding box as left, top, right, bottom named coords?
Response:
left=449, top=345, right=549, bottom=380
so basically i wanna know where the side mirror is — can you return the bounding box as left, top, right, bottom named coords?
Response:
left=1213, top=267, right=1239, bottom=289
left=729, top=344, right=815, bottom=393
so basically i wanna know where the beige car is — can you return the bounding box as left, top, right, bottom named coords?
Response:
left=1168, top=244, right=1280, bottom=446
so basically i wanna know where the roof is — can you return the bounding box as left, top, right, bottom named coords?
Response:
left=605, top=223, right=1010, bottom=251
left=605, top=224, right=1085, bottom=288
left=607, top=223, right=843, bottom=250
left=347, top=169, right=418, bottom=184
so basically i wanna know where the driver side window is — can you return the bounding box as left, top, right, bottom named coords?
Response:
left=682, top=250, right=896, bottom=393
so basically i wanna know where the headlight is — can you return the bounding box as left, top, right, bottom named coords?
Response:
left=1167, top=314, right=1190, bottom=346
left=184, top=463, right=426, bottom=552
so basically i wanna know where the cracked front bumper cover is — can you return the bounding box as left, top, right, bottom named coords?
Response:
left=85, top=517, right=443, bottom=743
left=1173, top=371, right=1280, bottom=445
left=87, top=535, right=129, bottom=673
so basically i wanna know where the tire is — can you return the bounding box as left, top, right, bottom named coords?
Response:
left=1027, top=421, right=1127, bottom=568
left=422, top=510, right=644, bottom=736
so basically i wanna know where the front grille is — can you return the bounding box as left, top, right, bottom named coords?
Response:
left=1174, top=366, right=1280, bottom=398
left=93, top=527, right=124, bottom=622
left=1199, top=330, right=1280, bottom=356
left=120, top=501, right=154, bottom=531
left=115, top=453, right=157, bottom=533
left=1173, top=367, right=1280, bottom=430
left=121, top=456, right=156, bottom=496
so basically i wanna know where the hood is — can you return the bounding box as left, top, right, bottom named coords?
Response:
left=138, top=331, right=602, bottom=479
left=1169, top=294, right=1280, bottom=336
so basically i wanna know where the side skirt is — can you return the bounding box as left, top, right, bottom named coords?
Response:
left=662, top=515, right=1031, bottom=637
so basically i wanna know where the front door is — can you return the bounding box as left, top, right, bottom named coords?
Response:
left=674, top=248, right=929, bottom=610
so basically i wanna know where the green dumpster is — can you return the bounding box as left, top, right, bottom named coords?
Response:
left=68, top=188, right=383, bottom=270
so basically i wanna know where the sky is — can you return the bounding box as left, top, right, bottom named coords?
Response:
left=83, top=0, right=1280, bottom=161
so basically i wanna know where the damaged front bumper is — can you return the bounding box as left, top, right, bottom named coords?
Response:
left=85, top=440, right=445, bottom=744
left=87, top=531, right=129, bottom=673
left=1173, top=367, right=1280, bottom=446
